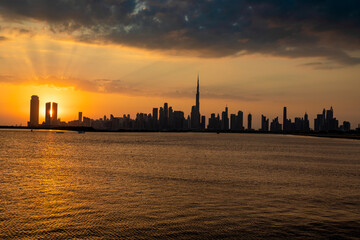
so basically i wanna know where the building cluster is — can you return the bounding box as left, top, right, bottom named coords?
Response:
left=314, top=107, right=351, bottom=132
left=28, top=76, right=355, bottom=133
left=29, top=96, right=61, bottom=127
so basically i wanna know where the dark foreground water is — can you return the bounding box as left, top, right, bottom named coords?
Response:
left=0, top=130, right=359, bottom=239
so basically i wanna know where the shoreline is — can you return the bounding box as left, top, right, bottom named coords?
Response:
left=1, top=126, right=359, bottom=140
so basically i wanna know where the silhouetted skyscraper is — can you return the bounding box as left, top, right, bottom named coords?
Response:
left=270, top=117, right=282, bottom=132
left=153, top=108, right=158, bottom=129
left=45, top=102, right=58, bottom=126
left=237, top=111, right=244, bottom=130
left=169, top=106, right=174, bottom=128
left=159, top=107, right=164, bottom=129
left=221, top=106, right=229, bottom=130
left=261, top=115, right=269, bottom=132
left=196, top=74, right=200, bottom=112
left=201, top=116, right=206, bottom=130
left=304, top=112, right=309, bottom=132
left=29, top=95, right=39, bottom=127
left=342, top=121, right=351, bottom=132
left=52, top=102, right=58, bottom=125
left=248, top=113, right=252, bottom=130
left=45, top=102, right=51, bottom=126
left=78, top=112, right=82, bottom=122
left=283, top=106, right=287, bottom=131
left=164, top=103, right=169, bottom=129
left=191, top=75, right=201, bottom=129
left=230, top=114, right=236, bottom=130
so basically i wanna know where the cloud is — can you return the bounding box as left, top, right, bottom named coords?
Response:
left=0, top=0, right=359, bottom=66
left=0, top=36, right=7, bottom=41
left=0, top=74, right=260, bottom=102
left=0, top=75, right=14, bottom=82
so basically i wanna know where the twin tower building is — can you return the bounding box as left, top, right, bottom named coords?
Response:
left=28, top=95, right=59, bottom=127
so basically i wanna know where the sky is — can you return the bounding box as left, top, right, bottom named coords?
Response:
left=0, top=0, right=359, bottom=129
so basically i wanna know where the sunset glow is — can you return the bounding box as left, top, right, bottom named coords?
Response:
left=0, top=1, right=359, bottom=129
left=1, top=2, right=360, bottom=239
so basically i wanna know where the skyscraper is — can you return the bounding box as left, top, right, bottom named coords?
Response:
left=248, top=113, right=252, bottom=130
left=237, top=111, right=244, bottom=130
left=261, top=115, right=269, bottom=132
left=52, top=102, right=58, bottom=125
left=29, top=95, right=39, bottom=127
left=164, top=103, right=169, bottom=129
left=191, top=74, right=201, bottom=129
left=270, top=117, right=282, bottom=132
left=45, top=102, right=51, bottom=126
left=196, top=74, right=200, bottom=112
left=283, top=106, right=287, bottom=131
left=221, top=106, right=229, bottom=130
left=78, top=112, right=83, bottom=122
left=152, top=108, right=158, bottom=129
left=45, top=102, right=58, bottom=126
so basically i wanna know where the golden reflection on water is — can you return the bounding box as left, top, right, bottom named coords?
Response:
left=1, top=130, right=360, bottom=239
left=30, top=132, right=75, bottom=234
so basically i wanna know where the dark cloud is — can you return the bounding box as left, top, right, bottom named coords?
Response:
left=0, top=36, right=7, bottom=41
left=0, top=0, right=359, bottom=65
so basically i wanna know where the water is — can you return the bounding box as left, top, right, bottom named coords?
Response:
left=0, top=130, right=359, bottom=239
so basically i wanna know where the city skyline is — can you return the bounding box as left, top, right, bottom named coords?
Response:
left=1, top=2, right=360, bottom=239
left=25, top=76, right=356, bottom=132
left=0, top=1, right=360, bottom=128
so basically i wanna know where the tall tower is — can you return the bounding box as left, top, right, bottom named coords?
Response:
left=196, top=74, right=200, bottom=112
left=283, top=106, right=287, bottom=131
left=52, top=102, right=58, bottom=125
left=78, top=112, right=83, bottom=122
left=29, top=95, right=39, bottom=127
left=248, top=113, right=252, bottom=130
left=45, top=102, right=51, bottom=125
left=190, top=74, right=201, bottom=129
left=45, top=102, right=58, bottom=126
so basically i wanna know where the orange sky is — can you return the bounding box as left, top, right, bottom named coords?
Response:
left=0, top=20, right=360, bottom=129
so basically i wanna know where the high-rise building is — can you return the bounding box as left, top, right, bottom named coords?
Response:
left=164, top=103, right=169, bottom=129
left=152, top=108, right=158, bottom=129
left=261, top=115, right=269, bottom=132
left=270, top=117, right=282, bottom=132
left=159, top=107, right=165, bottom=129
left=45, top=102, right=58, bottom=126
left=78, top=112, right=83, bottom=122
left=201, top=116, right=206, bottom=130
left=248, top=113, right=252, bottom=130
left=283, top=106, right=287, bottom=131
left=221, top=106, right=229, bottom=130
left=230, top=114, right=236, bottom=130
left=196, top=74, right=200, bottom=112
left=304, top=113, right=310, bottom=132
left=191, top=75, right=201, bottom=129
left=29, top=95, right=39, bottom=127
left=52, top=102, right=58, bottom=125
left=236, top=111, right=244, bottom=130
left=173, top=111, right=185, bottom=129
left=45, top=102, right=51, bottom=126
left=169, top=106, right=174, bottom=129
left=342, top=121, right=351, bottom=132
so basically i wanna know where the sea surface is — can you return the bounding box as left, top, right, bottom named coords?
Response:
left=0, top=129, right=359, bottom=239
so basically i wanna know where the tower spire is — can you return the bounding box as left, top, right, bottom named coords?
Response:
left=197, top=73, right=199, bottom=90
left=196, top=74, right=200, bottom=112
